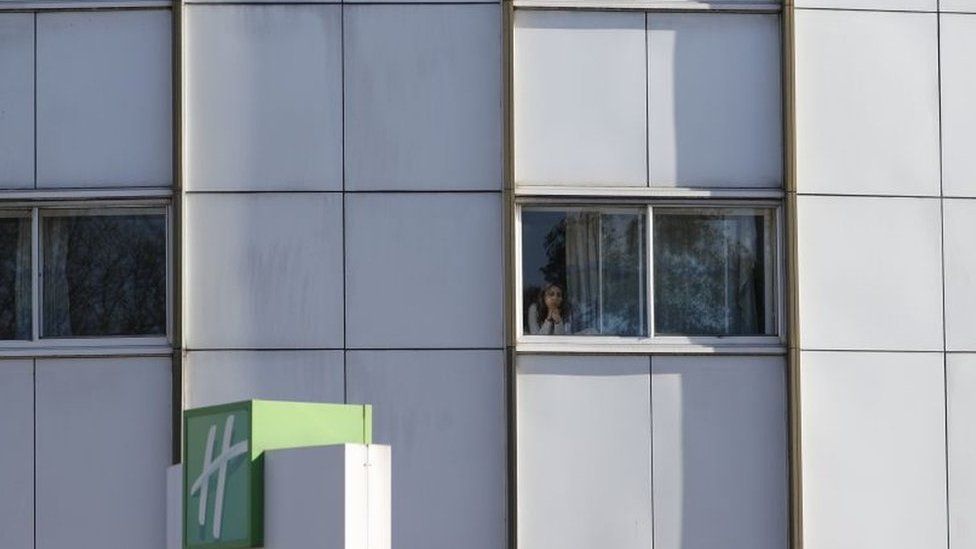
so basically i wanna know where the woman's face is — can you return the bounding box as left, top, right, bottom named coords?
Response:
left=544, top=286, right=563, bottom=309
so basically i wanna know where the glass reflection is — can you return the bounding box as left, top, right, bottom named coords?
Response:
left=0, top=215, right=32, bottom=340
left=42, top=212, right=166, bottom=337
left=522, top=208, right=645, bottom=337
left=653, top=210, right=771, bottom=336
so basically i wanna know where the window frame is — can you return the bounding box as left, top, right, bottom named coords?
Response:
left=0, top=199, right=172, bottom=354
left=514, top=198, right=785, bottom=354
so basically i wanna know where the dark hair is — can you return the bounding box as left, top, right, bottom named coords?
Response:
left=535, top=282, right=570, bottom=326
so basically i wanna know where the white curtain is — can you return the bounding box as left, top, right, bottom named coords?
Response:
left=565, top=212, right=601, bottom=334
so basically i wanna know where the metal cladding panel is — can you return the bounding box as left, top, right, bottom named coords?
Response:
left=35, top=357, right=171, bottom=549
left=796, top=0, right=936, bottom=9
left=647, top=13, right=782, bottom=189
left=346, top=350, right=506, bottom=549
left=35, top=10, right=172, bottom=188
left=514, top=10, right=647, bottom=186
left=948, top=354, right=976, bottom=549
left=943, top=199, right=976, bottom=351
left=797, top=195, right=944, bottom=351
left=184, top=350, right=344, bottom=409
left=0, top=14, right=34, bottom=189
left=795, top=9, right=940, bottom=196
left=185, top=193, right=344, bottom=349
left=651, top=355, right=788, bottom=549
left=800, top=351, right=947, bottom=549
left=941, top=13, right=976, bottom=197
left=344, top=193, right=503, bottom=348
left=517, top=355, right=652, bottom=549
left=0, top=360, right=33, bottom=549
left=344, top=5, right=501, bottom=191
left=184, top=5, right=342, bottom=192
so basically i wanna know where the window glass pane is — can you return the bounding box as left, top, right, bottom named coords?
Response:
left=653, top=209, right=772, bottom=336
left=522, top=208, right=645, bottom=336
left=42, top=212, right=166, bottom=337
left=0, top=214, right=32, bottom=340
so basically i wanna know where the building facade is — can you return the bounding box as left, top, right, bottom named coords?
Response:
left=0, top=1, right=974, bottom=548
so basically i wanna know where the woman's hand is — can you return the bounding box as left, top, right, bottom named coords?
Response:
left=547, top=308, right=562, bottom=324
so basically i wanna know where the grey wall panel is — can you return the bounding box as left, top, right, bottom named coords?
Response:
left=795, top=9, right=940, bottom=196
left=184, top=350, right=344, bottom=408
left=948, top=353, right=976, bottom=548
left=943, top=199, right=976, bottom=351
left=800, top=351, right=947, bottom=549
left=0, top=360, right=33, bottom=549
left=517, top=355, right=652, bottom=549
left=797, top=196, right=943, bottom=351
left=943, top=0, right=976, bottom=12
left=35, top=10, right=171, bottom=188
left=35, top=357, right=170, bottom=549
left=345, top=193, right=503, bottom=349
left=0, top=14, right=34, bottom=189
left=651, top=355, right=787, bottom=549
left=185, top=193, right=344, bottom=349
left=940, top=13, right=976, bottom=197
left=514, top=10, right=647, bottom=186
left=796, top=0, right=935, bottom=9
left=647, top=13, right=781, bottom=189
left=185, top=5, right=342, bottom=192
left=344, top=5, right=501, bottom=191
left=346, top=350, right=505, bottom=549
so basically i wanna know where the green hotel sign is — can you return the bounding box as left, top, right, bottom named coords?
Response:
left=183, top=400, right=373, bottom=549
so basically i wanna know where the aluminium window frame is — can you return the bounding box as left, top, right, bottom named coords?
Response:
left=0, top=199, right=173, bottom=355
left=514, top=197, right=785, bottom=355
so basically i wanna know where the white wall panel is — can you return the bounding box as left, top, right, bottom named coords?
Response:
left=647, top=13, right=781, bottom=188
left=943, top=199, right=976, bottom=351
left=185, top=5, right=342, bottom=192
left=941, top=14, right=976, bottom=197
left=942, top=0, right=976, bottom=12
left=346, top=350, right=505, bottom=549
left=800, top=351, right=946, bottom=549
left=514, top=10, right=647, bottom=186
left=185, top=193, right=343, bottom=349
left=948, top=353, right=976, bottom=549
left=36, top=11, right=171, bottom=188
left=184, top=350, right=344, bottom=408
left=517, top=355, right=652, bottom=549
left=0, top=14, right=34, bottom=189
left=36, top=357, right=170, bottom=549
left=797, top=196, right=943, bottom=351
left=796, top=0, right=936, bottom=9
left=345, top=193, right=502, bottom=348
left=0, top=360, right=33, bottom=549
left=652, top=356, right=787, bottom=549
left=795, top=10, right=940, bottom=196
left=344, top=5, right=501, bottom=191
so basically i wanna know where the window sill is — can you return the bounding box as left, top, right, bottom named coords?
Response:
left=515, top=335, right=786, bottom=355
left=0, top=337, right=173, bottom=358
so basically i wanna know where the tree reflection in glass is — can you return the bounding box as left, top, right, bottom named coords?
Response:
left=42, top=212, right=166, bottom=338
left=653, top=210, right=771, bottom=336
left=522, top=208, right=645, bottom=337
left=0, top=215, right=32, bottom=340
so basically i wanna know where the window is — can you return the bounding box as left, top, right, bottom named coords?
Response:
left=0, top=212, right=32, bottom=340
left=518, top=203, right=779, bottom=344
left=0, top=205, right=169, bottom=343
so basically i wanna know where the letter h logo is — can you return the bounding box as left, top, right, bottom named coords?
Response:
left=189, top=415, right=249, bottom=540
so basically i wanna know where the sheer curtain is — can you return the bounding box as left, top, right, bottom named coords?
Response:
left=565, top=212, right=600, bottom=334
left=43, top=217, right=72, bottom=336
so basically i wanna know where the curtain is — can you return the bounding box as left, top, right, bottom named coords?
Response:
left=565, top=212, right=601, bottom=334
left=13, top=219, right=31, bottom=338
left=725, top=216, right=760, bottom=334
left=43, top=217, right=72, bottom=337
